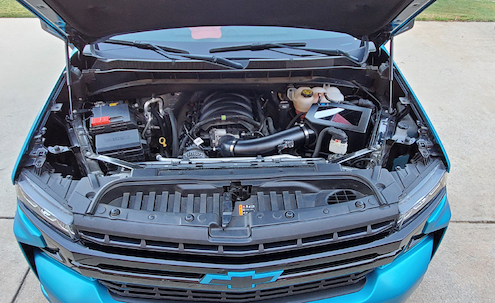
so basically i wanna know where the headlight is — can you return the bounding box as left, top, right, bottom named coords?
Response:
left=16, top=176, right=77, bottom=239
left=397, top=166, right=447, bottom=228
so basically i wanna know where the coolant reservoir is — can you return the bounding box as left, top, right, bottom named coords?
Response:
left=287, top=87, right=316, bottom=113
left=323, top=84, right=344, bottom=103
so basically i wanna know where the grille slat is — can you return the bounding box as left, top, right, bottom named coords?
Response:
left=159, top=191, right=168, bottom=212
left=200, top=193, right=207, bottom=213
left=79, top=220, right=394, bottom=257
left=257, top=192, right=265, bottom=211
left=147, top=192, right=156, bottom=212
left=270, top=191, right=278, bottom=211
left=100, top=270, right=370, bottom=303
left=283, top=191, right=292, bottom=210
left=295, top=191, right=304, bottom=208
left=212, top=193, right=220, bottom=215
left=173, top=192, right=181, bottom=212
left=121, top=192, right=130, bottom=208
left=186, top=194, right=194, bottom=213
left=134, top=192, right=143, bottom=210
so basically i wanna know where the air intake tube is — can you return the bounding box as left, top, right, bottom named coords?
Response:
left=218, top=125, right=315, bottom=157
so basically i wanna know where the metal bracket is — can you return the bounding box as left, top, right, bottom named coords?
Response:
left=51, top=103, right=63, bottom=112
left=399, top=97, right=411, bottom=105
left=85, top=153, right=144, bottom=170
left=47, top=145, right=71, bottom=154
left=277, top=139, right=295, bottom=154
left=28, top=146, right=48, bottom=169
left=68, top=115, right=103, bottom=175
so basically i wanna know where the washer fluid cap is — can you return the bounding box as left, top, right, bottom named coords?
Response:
left=324, top=85, right=345, bottom=103
left=312, top=87, right=327, bottom=102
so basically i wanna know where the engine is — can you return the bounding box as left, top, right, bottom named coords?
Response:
left=81, top=84, right=382, bottom=166
left=182, top=91, right=266, bottom=158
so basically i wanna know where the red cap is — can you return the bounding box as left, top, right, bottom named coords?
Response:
left=90, top=116, right=111, bottom=126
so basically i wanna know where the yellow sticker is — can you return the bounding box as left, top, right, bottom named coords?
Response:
left=109, top=102, right=118, bottom=106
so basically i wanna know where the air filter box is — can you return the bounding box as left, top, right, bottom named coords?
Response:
left=305, top=103, right=372, bottom=152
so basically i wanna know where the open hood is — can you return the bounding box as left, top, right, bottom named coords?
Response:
left=20, top=0, right=435, bottom=49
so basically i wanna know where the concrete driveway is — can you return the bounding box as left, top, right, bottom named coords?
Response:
left=1, top=19, right=494, bottom=303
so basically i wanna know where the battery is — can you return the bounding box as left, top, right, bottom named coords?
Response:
left=90, top=103, right=137, bottom=135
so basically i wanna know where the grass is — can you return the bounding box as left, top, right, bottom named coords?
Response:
left=0, top=0, right=33, bottom=17
left=418, top=0, right=495, bottom=21
left=1, top=0, right=495, bottom=21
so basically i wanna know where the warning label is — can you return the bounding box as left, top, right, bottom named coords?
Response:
left=238, top=204, right=256, bottom=216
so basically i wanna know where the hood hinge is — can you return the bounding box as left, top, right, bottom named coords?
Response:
left=66, top=25, right=87, bottom=52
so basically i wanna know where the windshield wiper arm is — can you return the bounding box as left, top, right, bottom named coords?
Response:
left=294, top=48, right=359, bottom=62
left=210, top=42, right=359, bottom=63
left=102, top=39, right=245, bottom=69
left=180, top=54, right=245, bottom=69
left=210, top=42, right=307, bottom=53
left=104, top=39, right=189, bottom=54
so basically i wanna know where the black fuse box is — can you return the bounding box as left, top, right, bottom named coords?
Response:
left=95, top=129, right=148, bottom=162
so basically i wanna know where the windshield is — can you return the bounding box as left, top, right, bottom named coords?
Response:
left=89, top=26, right=373, bottom=62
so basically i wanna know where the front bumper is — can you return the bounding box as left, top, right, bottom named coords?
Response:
left=31, top=231, right=432, bottom=303
left=14, top=194, right=450, bottom=303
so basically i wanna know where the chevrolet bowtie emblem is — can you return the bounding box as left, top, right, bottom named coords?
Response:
left=200, top=270, right=284, bottom=289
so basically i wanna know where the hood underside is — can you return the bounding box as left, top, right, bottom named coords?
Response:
left=21, top=0, right=435, bottom=49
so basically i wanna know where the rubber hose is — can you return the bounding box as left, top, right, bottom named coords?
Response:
left=285, top=112, right=304, bottom=130
left=219, top=125, right=315, bottom=157
left=266, top=117, right=276, bottom=134
left=151, top=109, right=167, bottom=156
left=165, top=108, right=179, bottom=157
left=150, top=109, right=166, bottom=138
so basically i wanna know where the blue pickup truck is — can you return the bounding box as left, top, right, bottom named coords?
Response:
left=13, top=0, right=450, bottom=302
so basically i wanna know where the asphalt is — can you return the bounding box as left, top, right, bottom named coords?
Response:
left=0, top=19, right=494, bottom=303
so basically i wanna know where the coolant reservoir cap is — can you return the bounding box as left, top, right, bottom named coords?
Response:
left=301, top=89, right=313, bottom=98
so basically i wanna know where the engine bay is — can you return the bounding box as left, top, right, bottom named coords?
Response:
left=88, top=88, right=354, bottom=161
left=87, top=86, right=379, bottom=161
left=27, top=76, right=441, bottom=180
